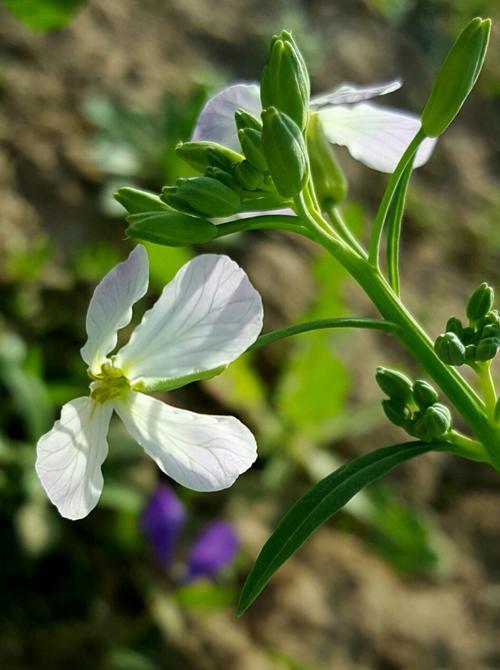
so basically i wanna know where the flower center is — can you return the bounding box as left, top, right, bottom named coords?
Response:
left=89, top=362, right=130, bottom=403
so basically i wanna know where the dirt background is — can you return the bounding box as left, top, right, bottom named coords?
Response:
left=1, top=1, right=500, bottom=669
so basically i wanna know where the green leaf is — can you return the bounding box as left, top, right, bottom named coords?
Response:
left=386, top=157, right=414, bottom=295
left=126, top=211, right=217, bottom=247
left=3, top=0, right=85, bottom=31
left=237, top=440, right=443, bottom=615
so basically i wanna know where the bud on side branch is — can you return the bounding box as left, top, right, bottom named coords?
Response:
left=126, top=211, right=217, bottom=247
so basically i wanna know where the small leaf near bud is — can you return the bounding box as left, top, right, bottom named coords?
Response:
left=466, top=282, right=494, bottom=322
left=261, top=107, right=308, bottom=198
left=421, top=17, right=491, bottom=137
left=375, top=367, right=413, bottom=403
left=412, top=380, right=439, bottom=410
left=164, top=177, right=241, bottom=218
left=114, top=187, right=168, bottom=214
left=434, top=332, right=466, bottom=366
left=261, top=30, right=310, bottom=131
left=126, top=211, right=217, bottom=247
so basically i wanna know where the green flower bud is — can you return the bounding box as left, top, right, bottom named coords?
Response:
left=233, top=160, right=265, bottom=191
left=475, top=337, right=498, bottom=362
left=306, top=113, right=347, bottom=208
left=161, top=187, right=200, bottom=216
left=464, top=344, right=477, bottom=364
left=481, top=323, right=500, bottom=340
left=434, top=332, right=466, bottom=366
left=375, top=366, right=413, bottom=403
left=125, top=211, right=217, bottom=247
left=261, top=107, right=308, bottom=198
left=413, top=403, right=452, bottom=441
left=382, top=398, right=412, bottom=428
left=466, top=282, right=494, bottom=322
left=238, top=128, right=267, bottom=172
left=163, top=177, right=240, bottom=218
left=175, top=141, right=243, bottom=173
left=235, top=108, right=262, bottom=132
left=461, top=327, right=475, bottom=345
left=445, top=317, right=463, bottom=339
left=261, top=30, right=310, bottom=130
left=412, top=380, right=439, bottom=410
left=114, top=187, right=168, bottom=214
left=421, top=17, right=491, bottom=137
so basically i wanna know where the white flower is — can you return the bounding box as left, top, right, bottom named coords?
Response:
left=36, top=246, right=263, bottom=520
left=192, top=81, right=437, bottom=174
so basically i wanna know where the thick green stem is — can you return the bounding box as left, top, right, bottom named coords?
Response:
left=214, top=214, right=313, bottom=239
left=295, top=193, right=500, bottom=468
left=445, top=430, right=491, bottom=464
left=325, top=202, right=368, bottom=259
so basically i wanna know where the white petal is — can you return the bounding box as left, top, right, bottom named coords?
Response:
left=116, top=254, right=263, bottom=387
left=81, top=245, right=149, bottom=374
left=311, top=79, right=401, bottom=108
left=36, top=397, right=113, bottom=520
left=318, top=103, right=437, bottom=173
left=115, top=392, right=256, bottom=491
left=192, top=83, right=261, bottom=152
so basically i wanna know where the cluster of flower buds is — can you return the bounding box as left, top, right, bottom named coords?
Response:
left=376, top=367, right=452, bottom=441
left=142, top=484, right=239, bottom=581
left=434, top=283, right=499, bottom=366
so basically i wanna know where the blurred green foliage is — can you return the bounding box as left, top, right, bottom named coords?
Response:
left=2, top=0, right=85, bottom=30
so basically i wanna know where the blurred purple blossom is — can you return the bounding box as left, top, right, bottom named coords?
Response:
left=142, top=485, right=186, bottom=566
left=186, top=521, right=239, bottom=581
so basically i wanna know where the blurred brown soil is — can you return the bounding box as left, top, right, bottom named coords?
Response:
left=1, top=1, right=500, bottom=669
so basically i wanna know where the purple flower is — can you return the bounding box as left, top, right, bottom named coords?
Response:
left=142, top=485, right=186, bottom=566
left=186, top=521, right=239, bottom=580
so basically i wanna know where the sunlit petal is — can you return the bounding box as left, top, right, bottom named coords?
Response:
left=192, top=83, right=261, bottom=151
left=81, top=245, right=149, bottom=374
left=116, top=254, right=263, bottom=388
left=115, top=392, right=257, bottom=492
left=311, top=79, right=401, bottom=108
left=36, top=397, right=113, bottom=520
left=318, top=103, right=437, bottom=173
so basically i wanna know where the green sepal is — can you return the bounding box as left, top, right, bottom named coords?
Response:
left=412, top=403, right=452, bottom=441
left=261, top=107, right=308, bottom=198
left=306, top=113, right=347, bottom=207
left=132, top=365, right=227, bottom=393
left=466, top=282, right=494, bottom=322
left=235, top=108, right=262, bottom=132
left=164, top=177, right=241, bottom=218
left=114, top=187, right=169, bottom=214
left=175, top=141, right=243, bottom=173
left=421, top=17, right=491, bottom=137
left=125, top=211, right=217, bottom=247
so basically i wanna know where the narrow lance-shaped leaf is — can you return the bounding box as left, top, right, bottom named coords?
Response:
left=386, top=156, right=415, bottom=295
left=237, top=440, right=445, bottom=615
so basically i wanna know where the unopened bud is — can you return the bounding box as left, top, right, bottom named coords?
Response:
left=421, top=17, right=491, bottom=137
left=466, top=282, right=494, bottom=322
left=434, top=332, right=466, bottom=366
left=382, top=398, right=411, bottom=428
left=413, top=403, right=452, bottom=441
left=126, top=211, right=217, bottom=247
left=412, top=380, right=439, bottom=410
left=475, top=337, right=498, bottom=362
left=238, top=128, right=267, bottom=172
left=205, top=166, right=238, bottom=190
left=445, top=317, right=463, bottom=339
left=114, top=187, right=168, bottom=214
left=235, top=108, right=262, bottom=132
left=261, top=107, right=308, bottom=198
left=261, top=30, right=310, bottom=130
left=175, top=141, right=243, bottom=173
left=375, top=367, right=413, bottom=403
left=234, top=160, right=265, bottom=191
left=163, top=177, right=240, bottom=218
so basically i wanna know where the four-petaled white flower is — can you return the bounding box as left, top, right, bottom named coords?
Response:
left=36, top=247, right=263, bottom=520
left=193, top=80, right=437, bottom=174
